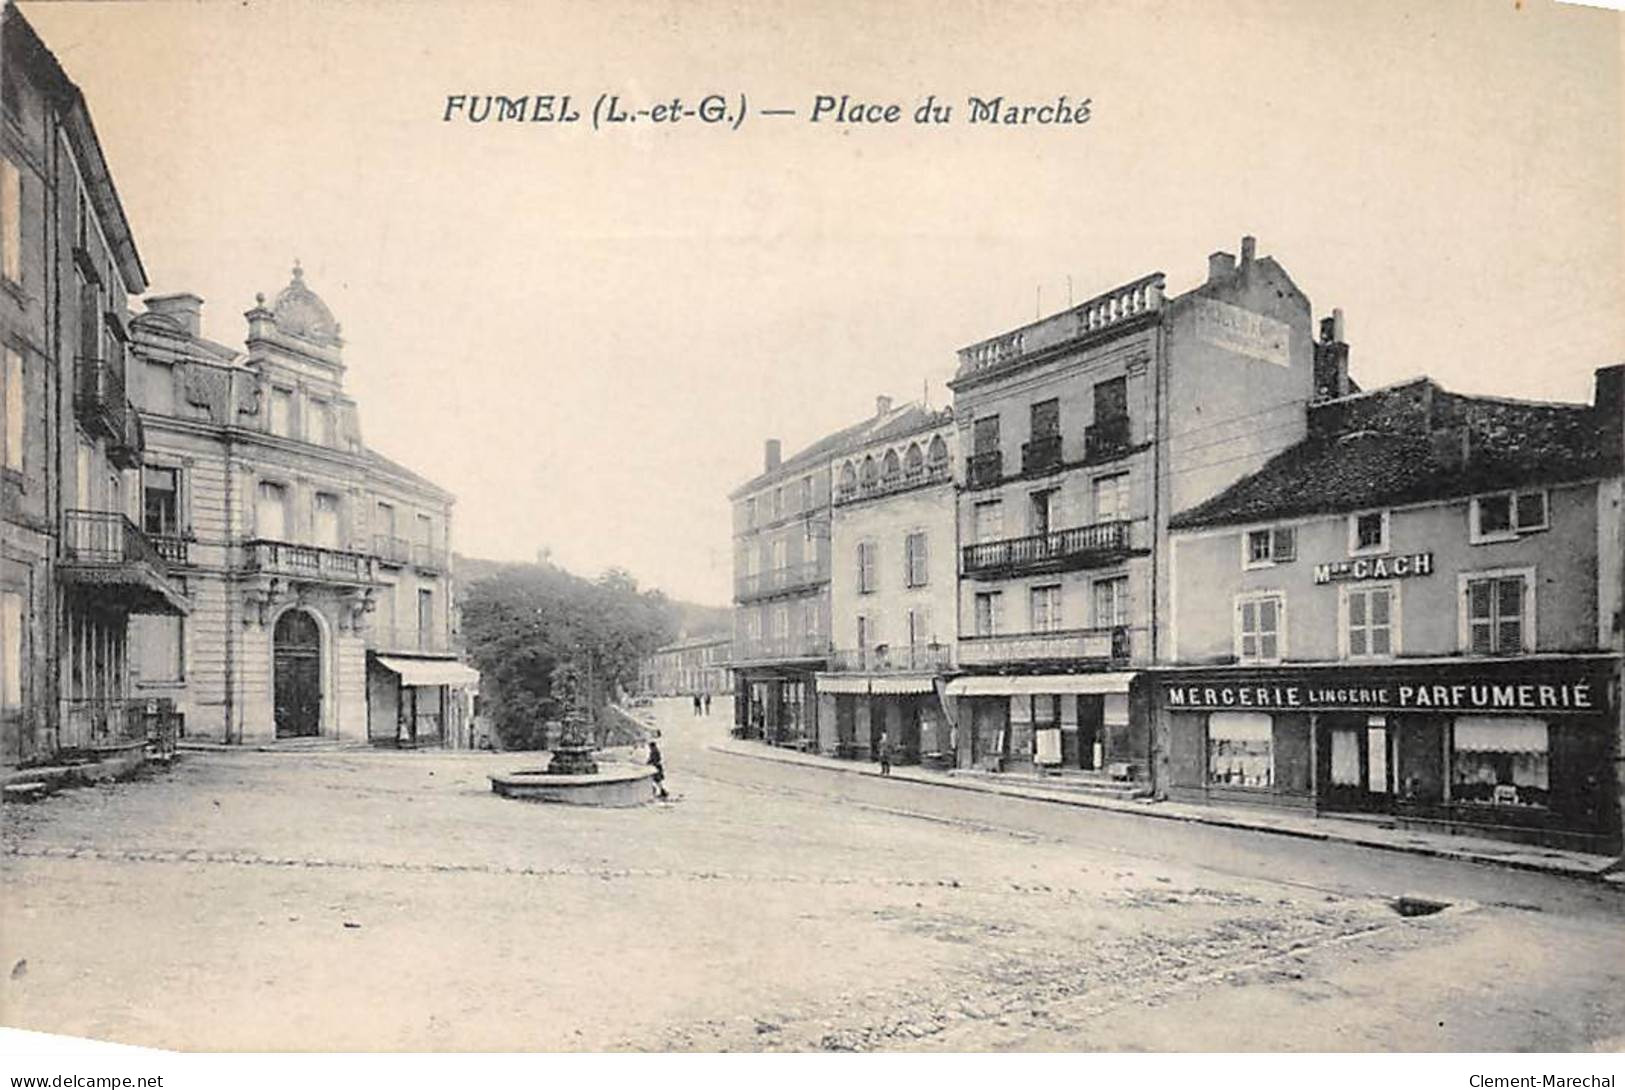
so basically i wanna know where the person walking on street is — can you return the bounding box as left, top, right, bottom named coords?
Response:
left=877, top=729, right=892, bottom=777
left=692, top=693, right=701, bottom=717
left=648, top=738, right=669, bottom=799
left=703, top=692, right=712, bottom=716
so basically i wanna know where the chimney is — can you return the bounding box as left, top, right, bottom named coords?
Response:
left=145, top=293, right=204, bottom=339
left=1239, top=235, right=1257, bottom=267
left=1312, top=307, right=1351, bottom=402
left=875, top=395, right=893, bottom=417
left=764, top=439, right=781, bottom=472
left=1207, top=251, right=1236, bottom=283
left=1596, top=364, right=1624, bottom=450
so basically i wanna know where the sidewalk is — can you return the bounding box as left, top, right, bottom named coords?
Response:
left=709, top=736, right=1624, bottom=884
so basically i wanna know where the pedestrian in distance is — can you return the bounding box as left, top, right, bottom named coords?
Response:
left=703, top=692, right=712, bottom=716
left=877, top=729, right=892, bottom=777
left=692, top=693, right=702, bottom=717
left=647, top=738, right=669, bottom=799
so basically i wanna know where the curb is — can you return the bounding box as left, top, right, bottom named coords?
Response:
left=708, top=741, right=1621, bottom=883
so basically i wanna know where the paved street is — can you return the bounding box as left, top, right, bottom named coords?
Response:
left=3, top=696, right=1622, bottom=1052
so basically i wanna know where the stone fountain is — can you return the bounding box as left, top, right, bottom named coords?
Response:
left=489, top=662, right=657, bottom=807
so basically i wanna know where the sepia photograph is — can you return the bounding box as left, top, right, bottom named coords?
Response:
left=0, top=0, right=1622, bottom=1083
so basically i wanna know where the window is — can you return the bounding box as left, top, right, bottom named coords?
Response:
left=309, top=398, right=332, bottom=447
left=132, top=615, right=183, bottom=683
left=1030, top=584, right=1062, bottom=632
left=906, top=607, right=932, bottom=647
left=314, top=492, right=341, bottom=548
left=1, top=590, right=21, bottom=710
left=1236, top=593, right=1283, bottom=662
left=256, top=481, right=287, bottom=540
left=927, top=435, right=948, bottom=469
left=973, top=499, right=1003, bottom=543
left=144, top=360, right=175, bottom=416
left=1, top=157, right=20, bottom=285
left=3, top=347, right=21, bottom=472
left=801, top=475, right=814, bottom=510
left=881, top=449, right=901, bottom=482
left=772, top=537, right=787, bottom=572
left=838, top=462, right=857, bottom=497
left=1452, top=717, right=1549, bottom=808
left=142, top=467, right=180, bottom=536
left=803, top=599, right=820, bottom=638
left=745, top=497, right=757, bottom=528
left=1094, top=576, right=1128, bottom=628
left=771, top=604, right=789, bottom=641
left=904, top=443, right=924, bottom=478
left=1463, top=571, right=1532, bottom=654
left=1348, top=510, right=1389, bottom=555
left=418, top=588, right=435, bottom=643
left=376, top=501, right=396, bottom=540
left=860, top=456, right=878, bottom=488
left=1029, top=488, right=1056, bottom=536
left=904, top=531, right=928, bottom=587
left=1093, top=473, right=1129, bottom=522
left=857, top=541, right=877, bottom=593
left=269, top=388, right=292, bottom=438
left=1094, top=376, right=1128, bottom=422
left=1343, top=585, right=1395, bottom=659
left=1244, top=525, right=1296, bottom=568
left=772, top=486, right=783, bottom=519
left=1471, top=490, right=1549, bottom=543
left=1030, top=398, right=1059, bottom=439
left=972, top=415, right=1000, bottom=454
left=973, top=591, right=1002, bottom=637
left=1207, top=712, right=1273, bottom=788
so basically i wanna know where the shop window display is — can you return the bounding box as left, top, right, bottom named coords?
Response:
left=1452, top=716, right=1549, bottom=808
left=1207, top=711, right=1273, bottom=788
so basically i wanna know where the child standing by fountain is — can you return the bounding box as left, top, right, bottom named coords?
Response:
left=647, top=738, right=669, bottom=799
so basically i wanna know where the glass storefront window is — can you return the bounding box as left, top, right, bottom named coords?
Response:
left=1207, top=711, right=1273, bottom=788
left=1452, top=716, right=1549, bottom=808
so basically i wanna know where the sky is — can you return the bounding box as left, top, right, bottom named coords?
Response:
left=19, top=0, right=1624, bottom=606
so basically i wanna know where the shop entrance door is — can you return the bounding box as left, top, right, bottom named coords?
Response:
left=1076, top=694, right=1103, bottom=770
left=1317, top=713, right=1391, bottom=813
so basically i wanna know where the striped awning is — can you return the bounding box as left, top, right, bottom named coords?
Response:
left=815, top=674, right=938, bottom=695
left=945, top=672, right=1136, bottom=698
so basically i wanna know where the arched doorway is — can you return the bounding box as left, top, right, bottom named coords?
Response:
left=273, top=609, right=322, bottom=738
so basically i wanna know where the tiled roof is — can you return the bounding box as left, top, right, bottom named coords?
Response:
left=729, top=401, right=950, bottom=498
left=1170, top=380, right=1621, bottom=530
left=364, top=447, right=453, bottom=501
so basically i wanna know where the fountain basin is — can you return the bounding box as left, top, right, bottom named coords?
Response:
left=490, top=765, right=657, bottom=807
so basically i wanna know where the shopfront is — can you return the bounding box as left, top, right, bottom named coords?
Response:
left=943, top=673, right=1144, bottom=777
left=814, top=674, right=947, bottom=764
left=1153, top=658, right=1620, bottom=853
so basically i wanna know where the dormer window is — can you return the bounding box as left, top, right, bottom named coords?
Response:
left=1243, top=525, right=1297, bottom=569
left=1470, top=489, right=1548, bottom=544
left=1348, top=510, right=1389, bottom=556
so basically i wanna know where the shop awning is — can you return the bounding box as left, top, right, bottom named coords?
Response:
left=945, top=672, right=1136, bottom=698
left=814, top=674, right=937, bottom=695
left=375, top=656, right=481, bottom=688
left=1454, top=716, right=1548, bottom=753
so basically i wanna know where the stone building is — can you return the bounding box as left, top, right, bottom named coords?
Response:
left=639, top=634, right=731, bottom=697
left=817, top=402, right=958, bottom=764
left=943, top=237, right=1321, bottom=784
left=1, top=5, right=187, bottom=768
left=1158, top=367, right=1624, bottom=852
left=125, top=267, right=479, bottom=748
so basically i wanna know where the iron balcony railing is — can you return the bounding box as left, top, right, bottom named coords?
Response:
left=62, top=510, right=168, bottom=572
left=370, top=624, right=451, bottom=654
left=246, top=539, right=377, bottom=583
left=1084, top=416, right=1132, bottom=462
left=962, top=520, right=1133, bottom=577
left=1021, top=433, right=1063, bottom=476
left=730, top=634, right=830, bottom=663
left=957, top=626, right=1130, bottom=667
left=373, top=534, right=411, bottom=565
left=835, top=462, right=951, bottom=505
left=829, top=643, right=953, bottom=673
left=966, top=449, right=1003, bottom=489
left=734, top=560, right=828, bottom=602
left=73, top=356, right=126, bottom=443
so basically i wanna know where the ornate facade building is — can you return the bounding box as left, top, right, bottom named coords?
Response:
left=126, top=267, right=479, bottom=747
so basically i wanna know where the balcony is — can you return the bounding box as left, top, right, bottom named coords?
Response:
left=73, top=357, right=126, bottom=444
left=962, top=520, right=1135, bottom=579
left=412, top=543, right=448, bottom=572
left=109, top=400, right=144, bottom=469
left=1083, top=416, right=1132, bottom=463
left=958, top=626, right=1129, bottom=668
left=729, top=634, right=830, bottom=665
left=59, top=510, right=189, bottom=615
left=955, top=273, right=1166, bottom=381
left=370, top=624, right=451, bottom=654
left=1021, top=434, right=1063, bottom=477
left=835, top=462, right=951, bottom=506
left=829, top=643, right=953, bottom=673
left=734, top=560, right=828, bottom=603
left=965, top=449, right=1003, bottom=490
left=245, top=539, right=379, bottom=586
left=149, top=533, right=191, bottom=566
left=373, top=534, right=411, bottom=566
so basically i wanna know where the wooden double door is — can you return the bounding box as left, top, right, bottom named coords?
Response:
left=273, top=610, right=321, bottom=739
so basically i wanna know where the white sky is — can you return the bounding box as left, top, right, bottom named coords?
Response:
left=20, top=0, right=1623, bottom=606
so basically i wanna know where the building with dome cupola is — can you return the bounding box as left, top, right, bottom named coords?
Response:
left=126, top=264, right=479, bottom=748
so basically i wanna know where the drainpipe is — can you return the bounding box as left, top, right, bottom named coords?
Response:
left=1148, top=310, right=1168, bottom=797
